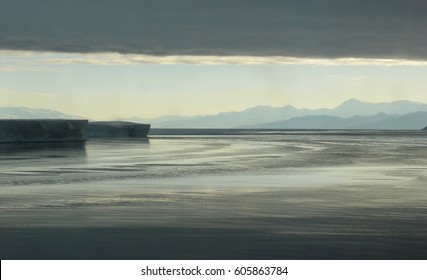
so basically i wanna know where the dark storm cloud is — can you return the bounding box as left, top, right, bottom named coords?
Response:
left=1, top=0, right=427, bottom=59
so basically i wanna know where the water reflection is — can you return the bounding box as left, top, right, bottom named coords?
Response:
left=1, top=132, right=427, bottom=259
left=0, top=141, right=87, bottom=157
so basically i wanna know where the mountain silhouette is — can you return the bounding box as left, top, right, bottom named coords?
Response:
left=139, top=99, right=427, bottom=129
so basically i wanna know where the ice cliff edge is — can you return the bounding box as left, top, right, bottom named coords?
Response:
left=0, top=119, right=88, bottom=143
left=0, top=120, right=151, bottom=143
left=86, top=121, right=150, bottom=138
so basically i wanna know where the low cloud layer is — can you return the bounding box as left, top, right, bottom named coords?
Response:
left=1, top=0, right=427, bottom=60
left=3, top=51, right=427, bottom=68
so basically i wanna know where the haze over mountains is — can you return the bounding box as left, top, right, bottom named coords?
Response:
left=131, top=99, right=427, bottom=129
left=3, top=99, right=427, bottom=129
left=0, top=107, right=79, bottom=120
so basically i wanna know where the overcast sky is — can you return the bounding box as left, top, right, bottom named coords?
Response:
left=2, top=0, right=427, bottom=59
left=1, top=0, right=427, bottom=119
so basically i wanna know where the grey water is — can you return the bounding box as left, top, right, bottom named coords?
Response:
left=0, top=129, right=427, bottom=259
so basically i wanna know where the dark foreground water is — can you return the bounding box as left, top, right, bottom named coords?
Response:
left=0, top=130, right=426, bottom=259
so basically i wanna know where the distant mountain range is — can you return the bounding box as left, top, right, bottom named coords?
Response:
left=255, top=112, right=427, bottom=130
left=133, top=99, right=427, bottom=129
left=0, top=107, right=78, bottom=119
left=3, top=99, right=427, bottom=130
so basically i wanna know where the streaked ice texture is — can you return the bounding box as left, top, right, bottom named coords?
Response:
left=0, top=130, right=426, bottom=259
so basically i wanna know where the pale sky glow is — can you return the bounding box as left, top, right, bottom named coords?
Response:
left=1, top=51, right=427, bottom=120
left=3, top=51, right=427, bottom=67
left=2, top=0, right=427, bottom=121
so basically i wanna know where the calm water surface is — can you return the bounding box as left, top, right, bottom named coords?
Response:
left=0, top=130, right=426, bottom=259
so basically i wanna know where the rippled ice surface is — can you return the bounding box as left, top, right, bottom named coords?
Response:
left=1, top=130, right=427, bottom=259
